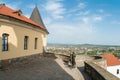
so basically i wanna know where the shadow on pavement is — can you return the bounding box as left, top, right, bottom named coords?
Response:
left=77, top=66, right=92, bottom=80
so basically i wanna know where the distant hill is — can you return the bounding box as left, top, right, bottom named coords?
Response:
left=47, top=43, right=120, bottom=47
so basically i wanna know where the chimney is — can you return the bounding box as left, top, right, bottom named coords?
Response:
left=0, top=3, right=5, bottom=6
left=13, top=10, right=22, bottom=16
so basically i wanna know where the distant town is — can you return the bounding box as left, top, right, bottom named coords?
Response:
left=46, top=43, right=120, bottom=79
left=47, top=43, right=120, bottom=58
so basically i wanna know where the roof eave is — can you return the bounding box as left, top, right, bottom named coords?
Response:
left=0, top=14, right=48, bottom=33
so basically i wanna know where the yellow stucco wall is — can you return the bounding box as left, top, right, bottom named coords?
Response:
left=0, top=19, right=47, bottom=60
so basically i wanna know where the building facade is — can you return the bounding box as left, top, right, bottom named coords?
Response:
left=102, top=54, right=120, bottom=78
left=0, top=4, right=48, bottom=61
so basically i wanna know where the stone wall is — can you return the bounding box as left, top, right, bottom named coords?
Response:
left=84, top=61, right=120, bottom=80
left=0, top=54, right=42, bottom=69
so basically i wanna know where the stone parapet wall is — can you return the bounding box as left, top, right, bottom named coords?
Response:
left=84, top=61, right=120, bottom=80
left=0, top=54, right=42, bottom=69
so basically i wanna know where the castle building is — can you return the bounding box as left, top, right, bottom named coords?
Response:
left=0, top=4, right=48, bottom=65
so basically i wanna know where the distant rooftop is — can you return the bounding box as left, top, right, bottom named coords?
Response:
left=101, top=54, right=120, bottom=66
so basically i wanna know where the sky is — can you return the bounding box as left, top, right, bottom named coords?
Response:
left=1, top=0, right=120, bottom=45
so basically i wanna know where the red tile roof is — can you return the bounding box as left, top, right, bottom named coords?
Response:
left=101, top=54, right=120, bottom=66
left=0, top=4, right=47, bottom=32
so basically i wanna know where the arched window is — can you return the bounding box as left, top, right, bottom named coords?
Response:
left=2, top=33, right=9, bottom=51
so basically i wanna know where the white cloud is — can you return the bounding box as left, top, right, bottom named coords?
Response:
left=81, top=16, right=102, bottom=24
left=93, top=16, right=102, bottom=21
left=67, top=2, right=86, bottom=14
left=45, top=2, right=61, bottom=10
left=47, top=22, right=96, bottom=44
left=78, top=3, right=86, bottom=9
left=42, top=0, right=104, bottom=44
left=98, top=9, right=104, bottom=13
left=44, top=0, right=66, bottom=19
left=82, top=17, right=90, bottom=23
left=76, top=10, right=90, bottom=16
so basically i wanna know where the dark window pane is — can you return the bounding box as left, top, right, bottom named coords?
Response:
left=2, top=33, right=9, bottom=51
left=35, top=38, right=38, bottom=49
left=24, top=36, right=28, bottom=50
